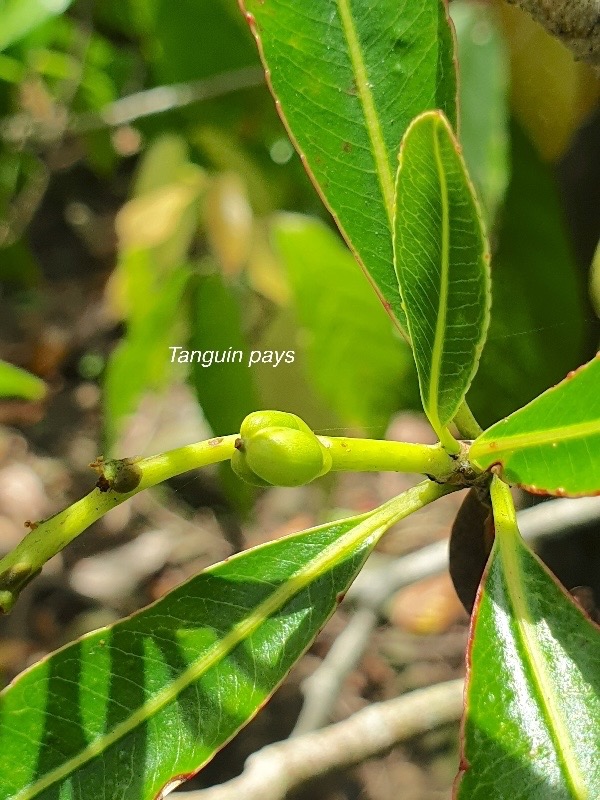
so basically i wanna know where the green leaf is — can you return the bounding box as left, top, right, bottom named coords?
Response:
left=241, top=0, right=457, bottom=330
left=467, top=123, right=588, bottom=429
left=103, top=261, right=191, bottom=449
left=451, top=0, right=510, bottom=227
left=151, top=0, right=258, bottom=85
left=456, top=477, right=600, bottom=799
left=0, top=481, right=445, bottom=800
left=0, top=0, right=74, bottom=52
left=470, top=354, right=600, bottom=497
left=188, top=271, right=260, bottom=437
left=0, top=360, right=46, bottom=401
left=272, top=214, right=417, bottom=434
left=393, top=110, right=490, bottom=448
left=133, top=134, right=191, bottom=197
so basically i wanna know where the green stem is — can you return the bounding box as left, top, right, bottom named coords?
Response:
left=363, top=478, right=457, bottom=537
left=317, top=436, right=456, bottom=478
left=489, top=474, right=519, bottom=540
left=0, top=434, right=238, bottom=613
left=453, top=401, right=483, bottom=440
left=437, top=425, right=462, bottom=455
left=0, top=428, right=460, bottom=613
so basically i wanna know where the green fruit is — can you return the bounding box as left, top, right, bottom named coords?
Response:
left=230, top=448, right=271, bottom=487
left=240, top=410, right=313, bottom=440
left=245, top=427, right=328, bottom=487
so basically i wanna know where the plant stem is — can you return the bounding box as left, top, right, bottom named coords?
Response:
left=453, top=401, right=483, bottom=440
left=317, top=436, right=456, bottom=478
left=0, top=435, right=238, bottom=613
left=0, top=430, right=460, bottom=613
left=489, top=474, right=519, bottom=541
left=437, top=425, right=462, bottom=455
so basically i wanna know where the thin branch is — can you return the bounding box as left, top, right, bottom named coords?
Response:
left=293, top=495, right=600, bottom=733
left=70, top=66, right=265, bottom=133
left=505, top=0, right=600, bottom=67
left=181, top=680, right=464, bottom=800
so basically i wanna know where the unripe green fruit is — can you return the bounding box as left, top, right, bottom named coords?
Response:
left=230, top=448, right=270, bottom=487
left=240, top=410, right=313, bottom=440
left=245, top=427, right=329, bottom=487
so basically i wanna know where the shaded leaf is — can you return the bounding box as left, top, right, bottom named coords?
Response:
left=456, top=477, right=600, bottom=798
left=187, top=271, right=259, bottom=437
left=152, top=0, right=258, bottom=85
left=467, top=123, right=588, bottom=428
left=470, top=354, right=600, bottom=497
left=0, top=360, right=46, bottom=401
left=272, top=214, right=417, bottom=434
left=241, top=0, right=457, bottom=330
left=449, top=487, right=493, bottom=614
left=0, top=482, right=445, bottom=800
left=394, top=110, right=490, bottom=446
left=451, top=0, right=510, bottom=227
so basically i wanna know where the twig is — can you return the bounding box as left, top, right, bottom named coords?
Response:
left=70, top=66, right=265, bottom=133
left=505, top=0, right=600, bottom=67
left=181, top=680, right=464, bottom=800
left=293, top=495, right=600, bottom=733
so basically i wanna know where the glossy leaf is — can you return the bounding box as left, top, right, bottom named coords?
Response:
left=470, top=354, right=600, bottom=497
left=451, top=0, right=510, bottom=227
left=0, top=0, right=73, bottom=52
left=241, top=0, right=457, bottom=330
left=272, top=214, right=417, bottom=434
left=394, top=110, right=490, bottom=446
left=456, top=477, right=600, bottom=798
left=467, top=123, right=588, bottom=429
left=0, top=360, right=46, bottom=401
left=0, top=482, right=445, bottom=800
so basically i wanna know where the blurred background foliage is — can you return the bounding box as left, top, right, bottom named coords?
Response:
left=0, top=0, right=599, bottom=496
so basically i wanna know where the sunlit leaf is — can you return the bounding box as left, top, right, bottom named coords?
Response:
left=470, top=354, right=600, bottom=496
left=103, top=262, right=192, bottom=449
left=0, top=0, right=74, bottom=52
left=0, top=360, right=46, bottom=401
left=0, top=482, right=445, bottom=800
left=272, top=214, right=417, bottom=434
left=204, top=172, right=254, bottom=277
left=133, top=134, right=190, bottom=197
left=115, top=166, right=206, bottom=271
left=451, top=0, right=510, bottom=227
left=241, top=0, right=457, bottom=331
left=394, top=110, right=490, bottom=447
left=456, top=477, right=600, bottom=798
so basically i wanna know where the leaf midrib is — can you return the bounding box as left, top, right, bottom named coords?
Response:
left=495, top=496, right=587, bottom=798
left=335, top=0, right=394, bottom=224
left=471, top=418, right=600, bottom=463
left=14, top=490, right=437, bottom=800
left=427, top=119, right=450, bottom=428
